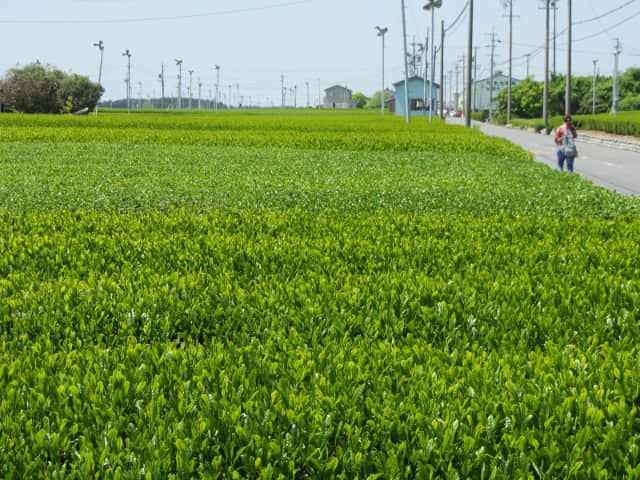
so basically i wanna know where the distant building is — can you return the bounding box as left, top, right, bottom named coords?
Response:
left=458, top=72, right=522, bottom=112
left=323, top=85, right=354, bottom=109
left=393, top=76, right=440, bottom=117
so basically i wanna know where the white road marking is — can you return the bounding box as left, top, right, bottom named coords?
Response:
left=603, top=161, right=623, bottom=168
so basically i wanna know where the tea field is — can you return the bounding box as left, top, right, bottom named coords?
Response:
left=1, top=111, right=640, bottom=479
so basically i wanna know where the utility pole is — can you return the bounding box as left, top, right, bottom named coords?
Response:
left=460, top=55, right=466, bottom=112
left=455, top=62, right=461, bottom=110
left=592, top=60, right=598, bottom=115
left=424, top=0, right=442, bottom=122
left=439, top=20, right=445, bottom=119
left=122, top=49, right=132, bottom=114
left=317, top=79, right=321, bottom=107
left=506, top=0, right=513, bottom=123
left=137, top=81, right=143, bottom=107
left=613, top=38, right=621, bottom=116
left=175, top=59, right=183, bottom=110
left=525, top=54, right=531, bottom=77
left=93, top=40, right=104, bottom=115
left=543, top=0, right=549, bottom=128
left=565, top=0, right=572, bottom=116
left=198, top=77, right=202, bottom=110
left=188, top=69, right=194, bottom=109
left=551, top=0, right=558, bottom=74
left=488, top=32, right=500, bottom=121
left=401, top=0, right=411, bottom=124
left=237, top=84, right=240, bottom=108
left=376, top=26, right=388, bottom=116
left=465, top=0, right=473, bottom=127
left=228, top=84, right=233, bottom=109
left=214, top=65, right=220, bottom=112
left=448, top=70, right=453, bottom=109
left=281, top=73, right=286, bottom=108
left=420, top=41, right=428, bottom=117
left=158, top=64, right=165, bottom=109
left=306, top=81, right=310, bottom=107
left=473, top=46, right=479, bottom=112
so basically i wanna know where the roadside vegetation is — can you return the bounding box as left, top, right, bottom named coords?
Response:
left=489, top=68, right=640, bottom=137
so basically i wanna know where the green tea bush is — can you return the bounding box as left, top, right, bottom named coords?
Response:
left=1, top=111, right=640, bottom=478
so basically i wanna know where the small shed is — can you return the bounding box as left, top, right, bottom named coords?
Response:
left=393, top=76, right=440, bottom=117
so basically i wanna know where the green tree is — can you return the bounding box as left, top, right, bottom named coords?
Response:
left=496, top=77, right=544, bottom=118
left=352, top=92, right=369, bottom=109
left=2, top=63, right=61, bottom=113
left=366, top=90, right=392, bottom=109
left=1, top=62, right=103, bottom=113
left=495, top=68, right=640, bottom=119
left=58, top=73, right=104, bottom=112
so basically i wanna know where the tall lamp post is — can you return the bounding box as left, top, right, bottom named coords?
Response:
left=424, top=0, right=442, bottom=122
left=375, top=26, right=388, bottom=116
left=188, top=69, right=194, bottom=109
left=175, top=59, right=183, bottom=110
left=122, top=49, right=132, bottom=114
left=214, top=65, right=220, bottom=112
left=93, top=40, right=104, bottom=115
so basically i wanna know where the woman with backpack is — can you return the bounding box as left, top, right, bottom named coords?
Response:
left=554, top=115, right=578, bottom=172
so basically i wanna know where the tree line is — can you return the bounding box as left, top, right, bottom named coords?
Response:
left=495, top=68, right=640, bottom=121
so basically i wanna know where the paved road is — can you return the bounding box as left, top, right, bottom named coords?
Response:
left=448, top=118, right=640, bottom=196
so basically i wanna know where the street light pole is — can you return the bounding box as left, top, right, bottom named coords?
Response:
left=175, top=59, right=183, bottom=110
left=158, top=64, right=165, bottom=109
left=188, top=70, right=194, bottom=109
left=375, top=26, right=388, bottom=116
left=214, top=65, right=220, bottom=112
left=122, top=49, right=132, bottom=114
left=424, top=0, right=442, bottom=122
left=93, top=40, right=104, bottom=115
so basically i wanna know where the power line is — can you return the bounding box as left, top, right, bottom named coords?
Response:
left=576, top=0, right=638, bottom=25
left=573, top=10, right=640, bottom=42
left=497, top=2, right=638, bottom=68
left=0, top=0, right=312, bottom=24
left=445, top=0, right=469, bottom=34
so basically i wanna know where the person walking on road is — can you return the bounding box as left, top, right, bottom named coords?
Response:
left=554, top=115, right=578, bottom=172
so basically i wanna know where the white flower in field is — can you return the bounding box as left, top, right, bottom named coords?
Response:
left=487, top=415, right=495, bottom=431
left=504, top=417, right=512, bottom=430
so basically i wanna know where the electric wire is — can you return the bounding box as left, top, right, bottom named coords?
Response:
left=499, top=1, right=638, bottom=70
left=0, top=0, right=312, bottom=24
left=444, top=0, right=468, bottom=34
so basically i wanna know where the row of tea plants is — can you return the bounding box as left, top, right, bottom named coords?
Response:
left=1, top=111, right=640, bottom=478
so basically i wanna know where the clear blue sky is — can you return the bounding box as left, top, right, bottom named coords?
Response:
left=1, top=0, right=638, bottom=105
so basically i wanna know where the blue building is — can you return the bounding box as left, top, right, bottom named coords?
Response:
left=393, top=76, right=440, bottom=117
